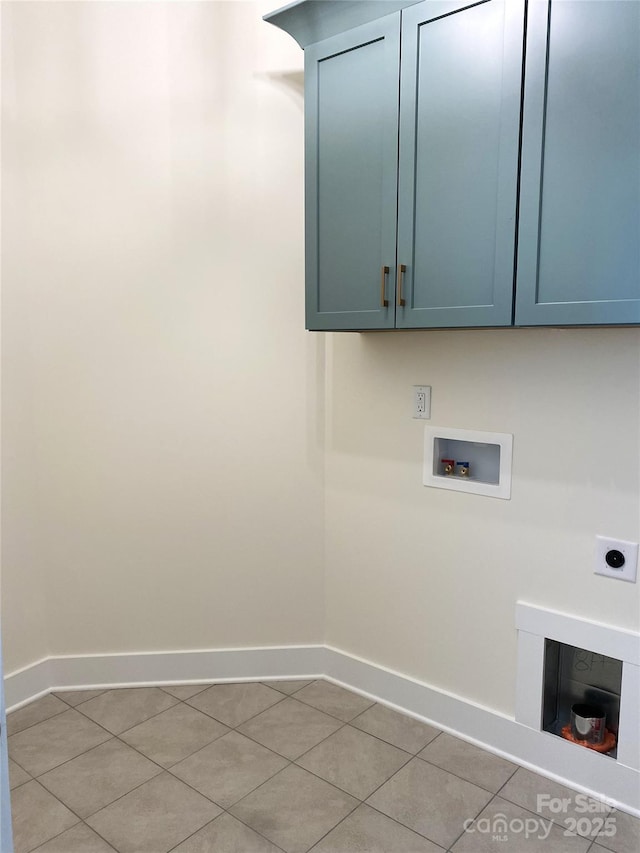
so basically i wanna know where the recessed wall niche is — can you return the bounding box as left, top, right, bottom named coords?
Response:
left=515, top=602, right=640, bottom=781
left=543, top=640, right=622, bottom=758
left=423, top=426, right=513, bottom=499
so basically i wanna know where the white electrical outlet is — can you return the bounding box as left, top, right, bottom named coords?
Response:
left=412, top=385, right=431, bottom=419
left=595, top=536, right=638, bottom=583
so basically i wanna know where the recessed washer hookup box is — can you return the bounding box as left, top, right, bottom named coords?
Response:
left=423, top=426, right=513, bottom=499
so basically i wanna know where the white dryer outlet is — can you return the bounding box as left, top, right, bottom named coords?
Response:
left=595, top=536, right=638, bottom=583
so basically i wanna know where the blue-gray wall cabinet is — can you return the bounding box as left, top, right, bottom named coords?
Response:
left=516, top=0, right=640, bottom=326
left=396, top=0, right=523, bottom=328
left=305, top=16, right=401, bottom=330
left=269, top=0, right=639, bottom=330
left=304, top=0, right=523, bottom=331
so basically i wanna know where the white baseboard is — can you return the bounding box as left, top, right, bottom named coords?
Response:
left=5, top=643, right=639, bottom=816
left=4, top=645, right=325, bottom=711
left=5, top=657, right=54, bottom=711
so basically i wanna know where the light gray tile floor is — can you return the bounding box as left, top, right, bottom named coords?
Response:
left=350, top=702, right=441, bottom=753
left=9, top=759, right=30, bottom=790
left=37, top=738, right=162, bottom=818
left=118, top=702, right=228, bottom=768
left=418, top=731, right=518, bottom=792
left=185, top=683, right=283, bottom=728
left=8, top=680, right=640, bottom=853
left=78, top=688, right=178, bottom=735
left=238, top=696, right=343, bottom=760
left=296, top=725, right=411, bottom=800
left=7, top=695, right=68, bottom=737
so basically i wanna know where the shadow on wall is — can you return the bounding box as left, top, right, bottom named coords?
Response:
left=256, top=70, right=304, bottom=109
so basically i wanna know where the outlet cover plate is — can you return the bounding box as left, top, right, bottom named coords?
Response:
left=595, top=536, right=638, bottom=582
left=412, top=385, right=431, bottom=420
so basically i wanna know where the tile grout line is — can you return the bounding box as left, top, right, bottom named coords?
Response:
left=260, top=680, right=314, bottom=697
left=53, top=690, right=106, bottom=705
left=7, top=706, right=70, bottom=739
left=27, top=819, right=119, bottom=853
left=31, top=735, right=122, bottom=784
left=166, top=809, right=291, bottom=853
left=158, top=684, right=212, bottom=701
left=287, top=701, right=516, bottom=794
left=281, top=680, right=377, bottom=725
left=293, top=730, right=414, bottom=797
left=119, top=723, right=232, bottom=770
left=80, top=820, right=120, bottom=853
left=20, top=794, right=82, bottom=853
left=303, top=799, right=363, bottom=852
left=7, top=753, right=34, bottom=780
left=445, top=790, right=503, bottom=852
left=241, top=712, right=352, bottom=765
left=356, top=758, right=445, bottom=848
left=183, top=683, right=291, bottom=729
left=71, top=688, right=182, bottom=735
left=414, top=756, right=514, bottom=798
left=165, top=750, right=294, bottom=817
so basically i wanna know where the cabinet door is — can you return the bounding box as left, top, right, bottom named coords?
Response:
left=305, top=16, right=400, bottom=330
left=516, top=1, right=640, bottom=326
left=396, top=0, right=523, bottom=328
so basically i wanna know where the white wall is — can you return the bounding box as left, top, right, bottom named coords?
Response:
left=1, top=1, right=324, bottom=673
left=325, top=328, right=640, bottom=715
left=2, top=1, right=639, bottom=730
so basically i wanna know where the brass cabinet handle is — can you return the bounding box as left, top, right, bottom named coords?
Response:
left=397, top=264, right=407, bottom=307
left=380, top=265, right=389, bottom=307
